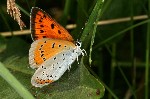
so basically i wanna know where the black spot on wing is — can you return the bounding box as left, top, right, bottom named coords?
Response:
left=40, top=30, right=44, bottom=33
left=39, top=19, right=42, bottom=22
left=43, top=58, right=46, bottom=61
left=43, top=14, right=46, bottom=18
left=52, top=43, right=55, bottom=48
left=51, top=24, right=54, bottom=29
left=40, top=25, right=44, bottom=27
left=41, top=54, right=44, bottom=57
left=58, top=30, right=61, bottom=34
left=43, top=36, right=46, bottom=38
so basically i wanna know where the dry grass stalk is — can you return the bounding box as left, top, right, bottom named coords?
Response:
left=7, top=0, right=26, bottom=30
left=0, top=15, right=148, bottom=37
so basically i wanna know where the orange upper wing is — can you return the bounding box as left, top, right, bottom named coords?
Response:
left=30, top=7, right=74, bottom=42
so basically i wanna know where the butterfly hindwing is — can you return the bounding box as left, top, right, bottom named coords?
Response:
left=31, top=44, right=81, bottom=87
left=30, top=7, right=74, bottom=42
left=29, top=38, right=76, bottom=69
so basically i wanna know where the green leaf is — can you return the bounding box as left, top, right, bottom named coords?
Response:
left=0, top=37, right=33, bottom=75
left=79, top=58, right=105, bottom=98
left=31, top=58, right=104, bottom=99
left=0, top=62, right=34, bottom=99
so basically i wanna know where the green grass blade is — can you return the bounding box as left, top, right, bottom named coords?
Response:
left=16, top=3, right=30, bottom=17
left=118, top=65, right=137, bottom=98
left=102, top=82, right=119, bottom=99
left=109, top=44, right=116, bottom=99
left=0, top=8, right=12, bottom=33
left=145, top=12, right=150, bottom=99
left=145, top=1, right=150, bottom=98
left=80, top=0, right=104, bottom=47
left=0, top=62, right=34, bottom=99
left=89, top=3, right=104, bottom=64
left=60, top=0, right=71, bottom=26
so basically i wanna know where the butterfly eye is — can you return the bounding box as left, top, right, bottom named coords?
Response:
left=75, top=41, right=81, bottom=47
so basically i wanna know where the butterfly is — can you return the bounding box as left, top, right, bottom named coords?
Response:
left=29, top=7, right=85, bottom=87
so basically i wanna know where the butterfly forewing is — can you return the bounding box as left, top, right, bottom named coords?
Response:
left=30, top=7, right=74, bottom=42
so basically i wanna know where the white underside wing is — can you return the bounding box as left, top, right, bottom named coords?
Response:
left=31, top=48, right=82, bottom=87
left=29, top=39, right=83, bottom=87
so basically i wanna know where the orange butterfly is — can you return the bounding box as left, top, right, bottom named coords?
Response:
left=29, top=7, right=85, bottom=87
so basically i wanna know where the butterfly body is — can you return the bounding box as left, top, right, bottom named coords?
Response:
left=29, top=7, right=84, bottom=87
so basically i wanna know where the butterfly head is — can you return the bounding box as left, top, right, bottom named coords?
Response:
left=75, top=40, right=81, bottom=48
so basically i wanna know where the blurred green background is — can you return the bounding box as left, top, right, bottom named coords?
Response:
left=0, top=0, right=150, bottom=99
